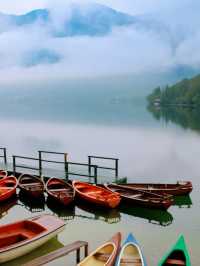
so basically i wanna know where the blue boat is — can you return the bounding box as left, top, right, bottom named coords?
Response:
left=115, top=233, right=147, bottom=266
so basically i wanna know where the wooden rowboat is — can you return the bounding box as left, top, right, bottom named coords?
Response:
left=0, top=214, right=65, bottom=263
left=104, top=184, right=173, bottom=210
left=46, top=178, right=75, bottom=206
left=115, top=233, right=147, bottom=266
left=78, top=232, right=121, bottom=266
left=0, top=176, right=17, bottom=202
left=0, top=170, right=8, bottom=179
left=158, top=235, right=191, bottom=266
left=119, top=181, right=193, bottom=196
left=18, top=174, right=45, bottom=199
left=73, top=181, right=121, bottom=209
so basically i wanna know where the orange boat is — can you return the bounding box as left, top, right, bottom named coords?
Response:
left=0, top=170, right=7, bottom=179
left=73, top=181, right=121, bottom=209
left=0, top=214, right=65, bottom=263
left=78, top=232, right=121, bottom=266
left=0, top=176, right=17, bottom=202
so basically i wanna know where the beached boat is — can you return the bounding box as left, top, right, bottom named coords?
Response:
left=18, top=174, right=45, bottom=199
left=0, top=170, right=7, bottom=179
left=78, top=232, right=121, bottom=266
left=46, top=178, right=75, bottom=206
left=0, top=214, right=65, bottom=263
left=104, top=184, right=173, bottom=210
left=73, top=181, right=121, bottom=209
left=0, top=176, right=17, bottom=202
left=115, top=233, right=147, bottom=266
left=158, top=235, right=191, bottom=266
left=119, top=181, right=193, bottom=196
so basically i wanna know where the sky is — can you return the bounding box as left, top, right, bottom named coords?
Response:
left=0, top=0, right=199, bottom=84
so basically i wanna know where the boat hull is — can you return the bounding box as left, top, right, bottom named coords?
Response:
left=0, top=215, right=65, bottom=263
left=120, top=182, right=193, bottom=196
left=73, top=181, right=121, bottom=209
left=0, top=176, right=17, bottom=202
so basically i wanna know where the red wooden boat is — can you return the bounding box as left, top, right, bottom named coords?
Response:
left=0, top=214, right=65, bottom=263
left=46, top=178, right=75, bottom=206
left=73, top=181, right=121, bottom=209
left=18, top=174, right=45, bottom=199
left=0, top=170, right=7, bottom=179
left=0, top=176, right=17, bottom=202
left=119, top=181, right=193, bottom=196
left=78, top=232, right=121, bottom=266
left=104, top=183, right=173, bottom=210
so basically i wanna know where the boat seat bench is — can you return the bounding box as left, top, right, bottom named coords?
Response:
left=165, top=259, right=186, bottom=265
left=95, top=252, right=142, bottom=263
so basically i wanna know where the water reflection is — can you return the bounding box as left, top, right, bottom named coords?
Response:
left=18, top=191, right=45, bottom=213
left=76, top=202, right=121, bottom=224
left=119, top=204, right=173, bottom=226
left=173, top=195, right=193, bottom=208
left=0, top=197, right=17, bottom=219
left=148, top=105, right=200, bottom=133
left=46, top=198, right=75, bottom=221
left=2, top=237, right=64, bottom=266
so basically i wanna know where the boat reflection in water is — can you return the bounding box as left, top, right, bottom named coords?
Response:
left=76, top=202, right=121, bottom=224
left=2, top=236, right=64, bottom=266
left=119, top=204, right=173, bottom=226
left=0, top=196, right=17, bottom=219
left=46, top=197, right=75, bottom=221
left=18, top=190, right=45, bottom=213
left=173, top=195, right=193, bottom=208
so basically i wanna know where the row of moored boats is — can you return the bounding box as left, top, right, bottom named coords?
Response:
left=0, top=170, right=193, bottom=210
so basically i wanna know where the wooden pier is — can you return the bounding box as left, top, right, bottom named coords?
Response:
left=1, top=147, right=120, bottom=184
left=23, top=241, right=88, bottom=266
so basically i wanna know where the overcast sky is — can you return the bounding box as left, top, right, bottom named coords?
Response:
left=0, top=0, right=188, bottom=15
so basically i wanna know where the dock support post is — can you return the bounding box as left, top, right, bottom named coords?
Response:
left=64, top=153, right=68, bottom=180
left=84, top=244, right=88, bottom=257
left=94, top=165, right=97, bottom=184
left=115, top=159, right=119, bottom=178
left=76, top=248, right=80, bottom=263
left=88, top=156, right=91, bottom=176
left=3, top=148, right=7, bottom=165
left=13, top=156, right=16, bottom=176
left=38, top=151, right=42, bottom=177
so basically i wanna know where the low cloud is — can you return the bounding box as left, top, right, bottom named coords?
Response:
left=0, top=1, right=200, bottom=84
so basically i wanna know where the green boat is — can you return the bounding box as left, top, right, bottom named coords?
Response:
left=158, top=235, right=191, bottom=266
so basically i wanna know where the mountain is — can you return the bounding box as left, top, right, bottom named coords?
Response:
left=148, top=73, right=200, bottom=106
left=0, top=4, right=135, bottom=37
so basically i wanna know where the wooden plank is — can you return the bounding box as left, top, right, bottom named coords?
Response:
left=22, top=241, right=88, bottom=266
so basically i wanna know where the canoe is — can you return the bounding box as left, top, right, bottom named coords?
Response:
left=0, top=214, right=65, bottom=263
left=18, top=174, right=45, bottom=199
left=46, top=178, right=75, bottom=206
left=0, top=170, right=7, bottom=179
left=78, top=232, right=121, bottom=266
left=119, top=181, right=193, bottom=196
left=0, top=176, right=17, bottom=202
left=158, top=235, right=191, bottom=266
left=115, top=233, right=147, bottom=266
left=73, top=181, right=121, bottom=209
left=104, top=184, right=173, bottom=210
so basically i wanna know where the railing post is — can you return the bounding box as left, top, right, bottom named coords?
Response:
left=38, top=151, right=42, bottom=177
left=115, top=159, right=119, bottom=178
left=64, top=153, right=68, bottom=180
left=94, top=165, right=97, bottom=184
left=3, top=148, right=7, bottom=165
left=13, top=156, right=16, bottom=176
left=84, top=244, right=88, bottom=257
left=76, top=248, right=80, bottom=264
left=88, top=156, right=91, bottom=176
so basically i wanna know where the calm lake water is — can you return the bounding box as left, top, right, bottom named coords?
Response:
left=0, top=77, right=199, bottom=265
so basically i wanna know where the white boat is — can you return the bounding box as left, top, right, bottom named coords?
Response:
left=0, top=214, right=65, bottom=263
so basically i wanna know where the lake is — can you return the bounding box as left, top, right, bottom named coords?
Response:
left=0, top=77, right=199, bottom=265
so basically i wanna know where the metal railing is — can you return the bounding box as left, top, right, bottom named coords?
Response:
left=0, top=147, right=7, bottom=164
